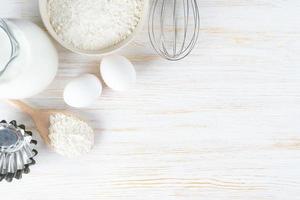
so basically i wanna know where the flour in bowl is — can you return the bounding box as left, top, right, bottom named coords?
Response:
left=47, top=0, right=144, bottom=50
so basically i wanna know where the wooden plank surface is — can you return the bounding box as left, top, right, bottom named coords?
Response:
left=1, top=0, right=300, bottom=199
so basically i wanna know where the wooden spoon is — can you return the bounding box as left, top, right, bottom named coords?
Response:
left=7, top=100, right=63, bottom=145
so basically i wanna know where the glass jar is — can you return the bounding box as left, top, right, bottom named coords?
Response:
left=0, top=18, right=58, bottom=99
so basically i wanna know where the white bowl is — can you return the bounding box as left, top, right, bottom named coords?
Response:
left=39, top=0, right=149, bottom=56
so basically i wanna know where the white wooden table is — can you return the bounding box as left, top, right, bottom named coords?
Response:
left=1, top=0, right=300, bottom=199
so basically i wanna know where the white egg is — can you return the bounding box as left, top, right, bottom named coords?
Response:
left=100, top=55, right=136, bottom=91
left=64, top=74, right=102, bottom=108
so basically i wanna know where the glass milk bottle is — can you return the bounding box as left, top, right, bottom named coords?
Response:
left=0, top=18, right=58, bottom=99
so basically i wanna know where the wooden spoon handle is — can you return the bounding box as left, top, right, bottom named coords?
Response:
left=6, top=100, right=37, bottom=116
left=6, top=100, right=51, bottom=145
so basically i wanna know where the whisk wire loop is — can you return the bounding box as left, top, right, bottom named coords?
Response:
left=148, top=0, right=200, bottom=61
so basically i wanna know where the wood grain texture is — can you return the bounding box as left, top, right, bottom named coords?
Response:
left=1, top=0, right=300, bottom=199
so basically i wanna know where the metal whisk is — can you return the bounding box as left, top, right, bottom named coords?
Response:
left=148, top=0, right=200, bottom=61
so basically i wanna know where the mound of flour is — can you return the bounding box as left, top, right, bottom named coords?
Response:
left=49, top=113, right=94, bottom=157
left=47, top=0, right=144, bottom=50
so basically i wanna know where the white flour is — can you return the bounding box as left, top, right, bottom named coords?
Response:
left=49, top=113, right=94, bottom=157
left=47, top=0, right=144, bottom=50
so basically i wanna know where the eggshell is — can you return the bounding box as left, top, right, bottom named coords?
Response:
left=63, top=74, right=102, bottom=108
left=100, top=55, right=136, bottom=91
